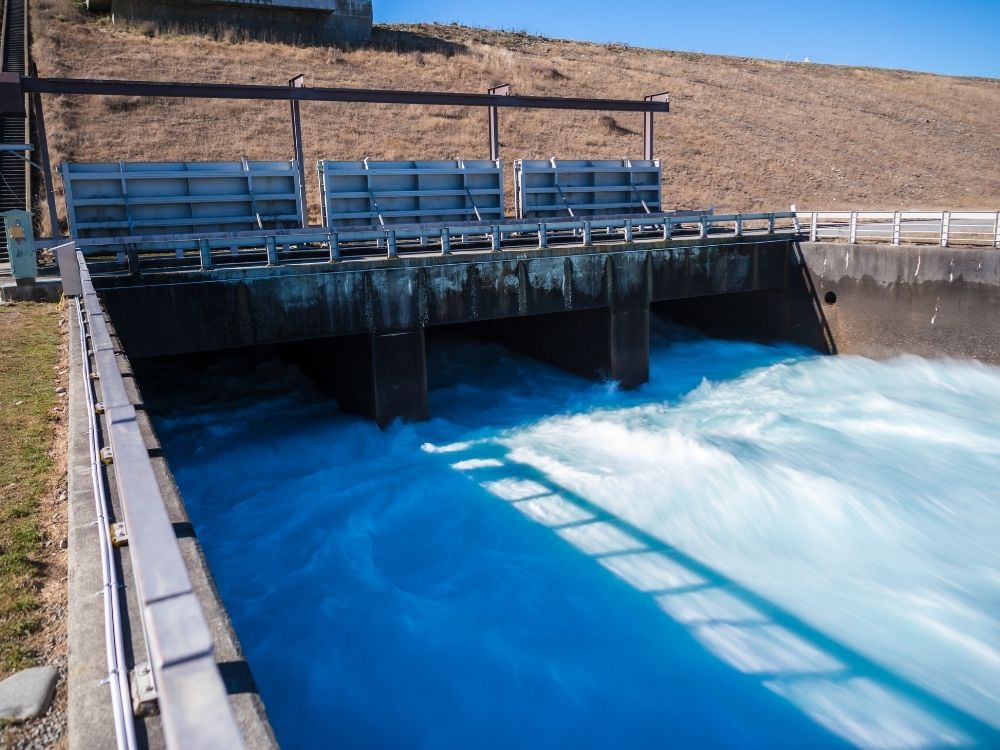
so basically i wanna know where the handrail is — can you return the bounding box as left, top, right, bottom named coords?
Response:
left=73, top=245, right=245, bottom=750
left=796, top=210, right=1000, bottom=248
left=73, top=210, right=796, bottom=274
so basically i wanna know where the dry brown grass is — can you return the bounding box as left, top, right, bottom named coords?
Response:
left=29, top=1, right=1000, bottom=229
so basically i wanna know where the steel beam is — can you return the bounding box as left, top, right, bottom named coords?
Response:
left=20, top=76, right=671, bottom=113
left=487, top=83, right=510, bottom=160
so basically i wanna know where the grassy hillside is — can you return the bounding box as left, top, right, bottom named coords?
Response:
left=31, top=1, right=1000, bottom=228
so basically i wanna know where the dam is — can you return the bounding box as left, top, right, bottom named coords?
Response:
left=2, top=70, right=999, bottom=749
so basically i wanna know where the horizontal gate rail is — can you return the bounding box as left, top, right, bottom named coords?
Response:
left=76, top=209, right=795, bottom=276
left=71, top=246, right=245, bottom=749
left=797, top=210, right=1000, bottom=248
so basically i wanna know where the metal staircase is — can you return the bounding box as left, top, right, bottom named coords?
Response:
left=0, top=0, right=29, bottom=269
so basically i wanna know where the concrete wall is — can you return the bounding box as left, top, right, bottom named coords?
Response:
left=799, top=242, right=1000, bottom=364
left=109, top=0, right=372, bottom=44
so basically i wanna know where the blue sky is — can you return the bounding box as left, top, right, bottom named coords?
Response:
left=375, top=0, right=999, bottom=79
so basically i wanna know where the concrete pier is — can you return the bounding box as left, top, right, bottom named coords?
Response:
left=296, top=331, right=428, bottom=427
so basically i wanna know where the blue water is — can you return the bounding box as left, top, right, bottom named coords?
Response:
left=149, top=328, right=1000, bottom=749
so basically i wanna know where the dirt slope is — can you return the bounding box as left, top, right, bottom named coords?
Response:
left=30, top=3, right=1000, bottom=226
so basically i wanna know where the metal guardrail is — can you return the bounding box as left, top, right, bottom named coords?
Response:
left=514, top=159, right=661, bottom=219
left=68, top=241, right=245, bottom=750
left=74, top=210, right=795, bottom=275
left=317, top=159, right=504, bottom=228
left=796, top=210, right=1000, bottom=248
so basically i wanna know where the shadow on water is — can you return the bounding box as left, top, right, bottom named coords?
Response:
left=423, top=437, right=999, bottom=749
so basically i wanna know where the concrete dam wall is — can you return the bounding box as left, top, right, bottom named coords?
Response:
left=105, top=0, right=373, bottom=44
left=799, top=242, right=1000, bottom=365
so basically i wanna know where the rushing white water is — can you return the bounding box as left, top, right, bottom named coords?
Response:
left=150, top=329, right=1000, bottom=749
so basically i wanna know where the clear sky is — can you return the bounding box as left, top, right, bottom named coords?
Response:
left=374, top=0, right=1000, bottom=79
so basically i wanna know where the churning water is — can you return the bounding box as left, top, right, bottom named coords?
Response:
left=149, top=327, right=1000, bottom=749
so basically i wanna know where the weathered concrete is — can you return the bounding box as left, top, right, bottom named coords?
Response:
left=0, top=276, right=62, bottom=303
left=0, top=667, right=58, bottom=722
left=95, top=237, right=791, bottom=359
left=800, top=242, right=1000, bottom=363
left=109, top=0, right=373, bottom=44
left=66, top=308, right=278, bottom=748
left=655, top=242, right=836, bottom=354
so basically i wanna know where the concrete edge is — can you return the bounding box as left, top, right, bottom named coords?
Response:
left=66, top=304, right=117, bottom=749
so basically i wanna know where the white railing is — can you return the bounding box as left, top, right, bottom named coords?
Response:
left=795, top=210, right=1000, bottom=248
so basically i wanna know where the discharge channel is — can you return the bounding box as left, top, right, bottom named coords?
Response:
left=145, top=327, right=1000, bottom=749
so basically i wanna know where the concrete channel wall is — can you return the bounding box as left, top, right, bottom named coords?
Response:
left=799, top=242, right=1000, bottom=364
left=67, top=310, right=278, bottom=748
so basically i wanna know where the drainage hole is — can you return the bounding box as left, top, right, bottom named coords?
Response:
left=824, top=291, right=837, bottom=305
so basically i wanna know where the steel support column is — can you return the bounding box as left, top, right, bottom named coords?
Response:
left=289, top=74, right=307, bottom=227
left=487, top=84, right=510, bottom=161
left=643, top=92, right=670, bottom=161
left=31, top=92, right=58, bottom=238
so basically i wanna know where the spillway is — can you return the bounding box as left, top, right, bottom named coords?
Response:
left=142, top=327, right=1000, bottom=749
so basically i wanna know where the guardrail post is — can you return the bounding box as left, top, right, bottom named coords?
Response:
left=941, top=211, right=951, bottom=247
left=892, top=211, right=901, bottom=245
left=810, top=212, right=818, bottom=242
left=440, top=228, right=451, bottom=255
left=538, top=223, right=547, bottom=249
left=767, top=213, right=775, bottom=233
left=624, top=218, right=633, bottom=242
left=327, top=231, right=340, bottom=261
left=993, top=211, right=1000, bottom=249
left=663, top=217, right=672, bottom=240
left=491, top=225, right=501, bottom=251
left=265, top=236, right=278, bottom=265
left=583, top=220, right=592, bottom=245
left=698, top=215, right=707, bottom=239
left=386, top=229, right=398, bottom=258
left=199, top=238, right=212, bottom=269
left=849, top=212, right=858, bottom=244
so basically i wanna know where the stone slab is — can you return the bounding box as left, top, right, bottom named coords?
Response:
left=0, top=666, right=58, bottom=722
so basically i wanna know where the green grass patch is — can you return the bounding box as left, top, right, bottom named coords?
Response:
left=0, top=303, right=62, bottom=672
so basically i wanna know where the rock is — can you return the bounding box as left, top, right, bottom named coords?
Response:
left=55, top=386, right=66, bottom=394
left=0, top=666, right=58, bottom=722
left=59, top=538, right=68, bottom=549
